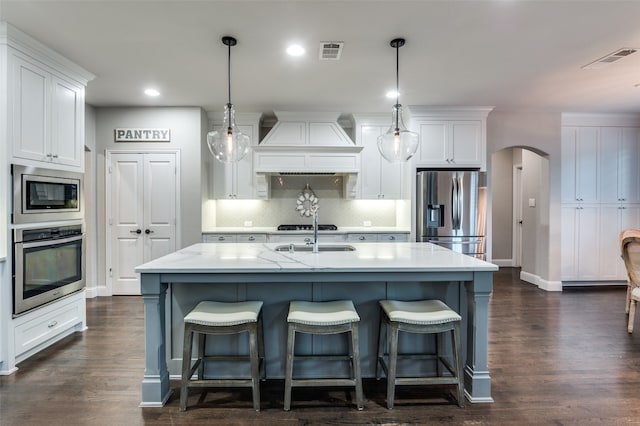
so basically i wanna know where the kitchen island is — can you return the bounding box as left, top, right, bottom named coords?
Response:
left=136, top=242, right=497, bottom=407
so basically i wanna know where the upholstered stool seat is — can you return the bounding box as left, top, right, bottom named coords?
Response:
left=284, top=300, right=364, bottom=411
left=376, top=299, right=464, bottom=409
left=180, top=300, right=265, bottom=411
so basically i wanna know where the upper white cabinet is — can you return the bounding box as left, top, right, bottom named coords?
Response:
left=3, top=24, right=93, bottom=171
left=408, top=107, right=492, bottom=170
left=599, top=127, right=640, bottom=204
left=352, top=115, right=402, bottom=200
left=210, top=113, right=261, bottom=199
left=561, top=126, right=599, bottom=203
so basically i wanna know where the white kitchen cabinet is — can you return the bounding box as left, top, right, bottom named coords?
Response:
left=561, top=205, right=600, bottom=281
left=12, top=290, right=86, bottom=364
left=357, top=123, right=402, bottom=199
left=561, top=126, right=599, bottom=203
left=415, top=120, right=482, bottom=168
left=202, top=233, right=237, bottom=243
left=9, top=49, right=86, bottom=170
left=598, top=205, right=640, bottom=281
left=599, top=127, right=640, bottom=204
left=211, top=124, right=256, bottom=200
left=267, top=234, right=346, bottom=244
left=346, top=233, right=409, bottom=242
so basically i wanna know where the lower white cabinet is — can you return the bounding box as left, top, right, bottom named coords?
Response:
left=346, top=233, right=409, bottom=242
left=561, top=205, right=600, bottom=281
left=598, top=205, right=640, bottom=281
left=267, top=234, right=345, bottom=244
left=202, top=233, right=267, bottom=243
left=13, top=290, right=86, bottom=363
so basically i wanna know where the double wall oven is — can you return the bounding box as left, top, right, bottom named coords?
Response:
left=11, top=165, right=85, bottom=316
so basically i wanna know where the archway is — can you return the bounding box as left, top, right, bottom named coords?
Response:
left=491, top=147, right=550, bottom=284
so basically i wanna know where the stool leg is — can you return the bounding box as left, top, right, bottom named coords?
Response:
left=376, top=312, right=386, bottom=380
left=452, top=323, right=465, bottom=407
left=258, top=314, right=266, bottom=380
left=284, top=323, right=296, bottom=411
left=197, top=333, right=205, bottom=379
left=629, top=299, right=637, bottom=333
left=350, top=324, right=364, bottom=410
left=386, top=322, right=399, bottom=409
left=248, top=322, right=261, bottom=411
left=436, top=331, right=443, bottom=377
left=180, top=324, right=194, bottom=411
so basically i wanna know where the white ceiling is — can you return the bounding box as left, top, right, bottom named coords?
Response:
left=2, top=0, right=640, bottom=115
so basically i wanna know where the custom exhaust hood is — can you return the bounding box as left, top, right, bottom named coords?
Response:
left=253, top=111, right=363, bottom=198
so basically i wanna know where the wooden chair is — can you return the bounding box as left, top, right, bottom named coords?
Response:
left=620, top=231, right=640, bottom=333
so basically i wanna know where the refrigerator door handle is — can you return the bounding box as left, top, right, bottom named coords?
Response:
left=451, top=176, right=457, bottom=230
left=456, top=174, right=464, bottom=230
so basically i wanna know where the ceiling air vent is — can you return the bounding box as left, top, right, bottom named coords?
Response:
left=319, top=42, right=344, bottom=60
left=582, top=48, right=638, bottom=69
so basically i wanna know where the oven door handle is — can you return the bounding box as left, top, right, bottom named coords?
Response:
left=18, top=234, right=83, bottom=249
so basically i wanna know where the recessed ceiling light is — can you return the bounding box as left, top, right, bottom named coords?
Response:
left=286, top=44, right=305, bottom=56
left=386, top=90, right=399, bottom=99
left=144, top=88, right=160, bottom=97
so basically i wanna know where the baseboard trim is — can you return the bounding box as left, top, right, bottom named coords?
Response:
left=492, top=259, right=513, bottom=267
left=520, top=271, right=563, bottom=292
left=85, top=287, right=99, bottom=298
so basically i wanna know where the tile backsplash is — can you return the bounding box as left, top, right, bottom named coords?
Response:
left=209, top=175, right=405, bottom=228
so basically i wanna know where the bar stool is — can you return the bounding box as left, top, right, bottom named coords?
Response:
left=179, top=300, right=265, bottom=411
left=284, top=300, right=364, bottom=411
left=376, top=299, right=464, bottom=409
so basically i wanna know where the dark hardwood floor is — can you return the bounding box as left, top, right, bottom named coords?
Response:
left=2, top=268, right=640, bottom=425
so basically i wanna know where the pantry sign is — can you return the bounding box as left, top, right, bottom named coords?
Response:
left=115, top=128, right=171, bottom=142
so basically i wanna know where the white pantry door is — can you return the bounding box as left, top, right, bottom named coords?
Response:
left=108, top=152, right=178, bottom=295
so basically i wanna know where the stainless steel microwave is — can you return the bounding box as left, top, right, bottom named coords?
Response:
left=12, top=165, right=83, bottom=224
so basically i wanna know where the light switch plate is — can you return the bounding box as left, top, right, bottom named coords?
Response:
left=528, top=198, right=536, bottom=207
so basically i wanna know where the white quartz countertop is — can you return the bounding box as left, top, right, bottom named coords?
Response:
left=135, top=242, right=497, bottom=274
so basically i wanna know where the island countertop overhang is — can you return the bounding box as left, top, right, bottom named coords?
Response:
left=135, top=242, right=498, bottom=274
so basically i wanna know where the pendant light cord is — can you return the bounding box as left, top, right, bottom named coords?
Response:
left=395, top=42, right=400, bottom=130
left=227, top=41, right=232, bottom=108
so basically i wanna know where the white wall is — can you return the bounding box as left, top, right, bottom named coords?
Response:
left=84, top=105, right=98, bottom=298
left=490, top=148, right=514, bottom=262
left=487, top=111, right=562, bottom=290
left=94, top=107, right=205, bottom=295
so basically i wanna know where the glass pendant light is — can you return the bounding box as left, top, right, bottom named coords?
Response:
left=377, top=38, right=419, bottom=163
left=207, top=36, right=250, bottom=163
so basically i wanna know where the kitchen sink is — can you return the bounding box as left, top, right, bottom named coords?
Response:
left=274, top=244, right=356, bottom=252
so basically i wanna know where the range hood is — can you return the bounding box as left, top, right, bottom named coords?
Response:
left=253, top=111, right=363, bottom=199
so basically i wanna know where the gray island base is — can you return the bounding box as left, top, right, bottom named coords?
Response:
left=136, top=242, right=498, bottom=407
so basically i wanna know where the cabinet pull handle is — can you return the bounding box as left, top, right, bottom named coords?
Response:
left=218, top=236, right=226, bottom=241
left=130, top=229, right=142, bottom=234
left=389, top=235, right=396, bottom=240
left=48, top=320, right=58, bottom=328
left=52, top=154, right=59, bottom=158
left=248, top=236, right=255, bottom=241
left=359, top=236, right=365, bottom=240
left=145, top=229, right=154, bottom=234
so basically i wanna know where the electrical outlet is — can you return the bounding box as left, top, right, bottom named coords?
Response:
left=244, top=221, right=253, bottom=227
left=363, top=221, right=372, bottom=227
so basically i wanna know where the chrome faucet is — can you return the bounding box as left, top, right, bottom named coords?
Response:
left=311, top=205, right=319, bottom=253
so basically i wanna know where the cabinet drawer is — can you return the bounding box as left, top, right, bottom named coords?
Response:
left=203, top=234, right=236, bottom=243
left=346, top=233, right=377, bottom=242
left=268, top=234, right=346, bottom=243
left=14, top=298, right=83, bottom=357
left=378, top=233, right=408, bottom=242
left=236, top=234, right=267, bottom=243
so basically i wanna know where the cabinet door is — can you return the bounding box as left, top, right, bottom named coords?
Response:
left=211, top=124, right=255, bottom=199
left=11, top=54, right=49, bottom=162
left=576, top=205, right=600, bottom=280
left=599, top=127, right=620, bottom=204
left=418, top=121, right=448, bottom=164
left=561, top=127, right=578, bottom=203
left=619, top=128, right=640, bottom=204
left=360, top=126, right=383, bottom=199
left=561, top=206, right=579, bottom=280
left=51, top=76, right=83, bottom=168
left=449, top=121, right=482, bottom=166
left=576, top=127, right=599, bottom=203
left=600, top=205, right=640, bottom=281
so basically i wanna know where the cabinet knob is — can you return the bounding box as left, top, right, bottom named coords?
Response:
left=248, top=236, right=255, bottom=241
left=130, top=229, right=142, bottom=234
left=389, top=235, right=396, bottom=240
left=218, top=236, right=226, bottom=241
left=359, top=236, right=365, bottom=241
left=145, top=229, right=154, bottom=234
left=52, top=154, right=59, bottom=158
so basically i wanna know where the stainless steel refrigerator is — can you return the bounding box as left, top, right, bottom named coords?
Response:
left=416, top=170, right=486, bottom=259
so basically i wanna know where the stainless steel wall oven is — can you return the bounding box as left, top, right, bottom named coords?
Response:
left=12, top=165, right=83, bottom=224
left=13, top=224, right=85, bottom=316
